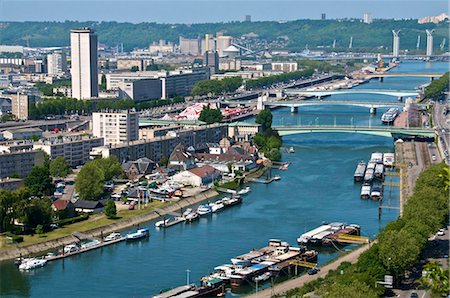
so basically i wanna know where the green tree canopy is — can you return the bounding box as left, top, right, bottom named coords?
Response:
left=198, top=106, right=223, bottom=124
left=91, top=156, right=123, bottom=181
left=75, top=162, right=105, bottom=200
left=49, top=156, right=71, bottom=178
left=255, top=109, right=273, bottom=131
left=105, top=200, right=117, bottom=219
left=24, top=165, right=54, bottom=196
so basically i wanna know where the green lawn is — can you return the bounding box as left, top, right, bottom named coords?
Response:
left=0, top=200, right=167, bottom=249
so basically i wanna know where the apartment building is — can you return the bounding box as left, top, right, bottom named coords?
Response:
left=0, top=148, right=45, bottom=178
left=92, top=110, right=139, bottom=145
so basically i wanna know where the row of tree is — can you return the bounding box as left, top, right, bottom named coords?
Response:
left=28, top=97, right=185, bottom=119
left=281, top=162, right=449, bottom=297
left=74, top=156, right=123, bottom=201
left=424, top=72, right=449, bottom=101
left=191, top=77, right=243, bottom=96
left=245, top=68, right=314, bottom=89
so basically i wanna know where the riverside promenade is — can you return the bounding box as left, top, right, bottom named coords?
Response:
left=0, top=189, right=218, bottom=262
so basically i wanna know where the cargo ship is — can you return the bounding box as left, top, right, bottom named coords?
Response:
left=381, top=108, right=400, bottom=124
left=353, top=161, right=366, bottom=182
left=297, top=222, right=361, bottom=246
left=154, top=280, right=225, bottom=298
left=201, top=239, right=317, bottom=287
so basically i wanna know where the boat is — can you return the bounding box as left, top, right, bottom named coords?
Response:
left=185, top=211, right=199, bottom=222
left=197, top=204, right=212, bottom=216
left=287, top=147, right=295, bottom=153
left=374, top=163, right=384, bottom=180
left=370, top=184, right=383, bottom=200
left=381, top=108, right=399, bottom=124
left=209, top=201, right=225, bottom=213
left=81, top=240, right=101, bottom=249
left=383, top=153, right=395, bottom=167
left=222, top=195, right=242, bottom=207
left=237, top=186, right=251, bottom=195
left=370, top=153, right=383, bottom=164
left=353, top=161, right=366, bottom=182
left=363, top=168, right=374, bottom=183
left=19, top=258, right=47, bottom=270
left=182, top=208, right=193, bottom=217
left=104, top=232, right=122, bottom=242
left=63, top=243, right=80, bottom=254
left=297, top=223, right=361, bottom=246
left=360, top=184, right=371, bottom=199
left=279, top=162, right=290, bottom=170
left=253, top=272, right=272, bottom=282
left=273, top=175, right=281, bottom=181
left=126, top=228, right=150, bottom=241
left=155, top=219, right=169, bottom=228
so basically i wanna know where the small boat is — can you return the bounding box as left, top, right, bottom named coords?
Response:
left=182, top=208, right=193, bottom=217
left=81, top=240, right=100, bottom=249
left=14, top=257, right=35, bottom=267
left=237, top=186, right=251, bottom=195
left=287, top=147, right=295, bottom=153
left=19, top=258, right=47, bottom=270
left=185, top=211, right=199, bottom=222
left=360, top=184, right=371, bottom=199
left=64, top=244, right=80, bottom=254
left=279, top=162, right=290, bottom=170
left=354, top=161, right=366, bottom=182
left=273, top=175, right=281, bottom=181
left=197, top=204, right=212, bottom=216
left=370, top=186, right=383, bottom=201
left=209, top=201, right=225, bottom=213
left=104, top=232, right=122, bottom=242
left=253, top=272, right=272, bottom=282
left=126, top=228, right=150, bottom=241
left=222, top=195, right=242, bottom=207
left=155, top=219, right=169, bottom=228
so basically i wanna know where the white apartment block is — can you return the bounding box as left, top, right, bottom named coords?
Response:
left=47, top=51, right=67, bottom=75
left=70, top=28, right=98, bottom=99
left=92, top=111, right=139, bottom=145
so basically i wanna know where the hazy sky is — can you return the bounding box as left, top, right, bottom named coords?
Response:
left=0, top=0, right=448, bottom=23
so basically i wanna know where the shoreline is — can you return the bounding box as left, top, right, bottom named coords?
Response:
left=0, top=189, right=219, bottom=262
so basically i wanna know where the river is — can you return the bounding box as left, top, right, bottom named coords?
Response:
left=0, top=61, right=447, bottom=298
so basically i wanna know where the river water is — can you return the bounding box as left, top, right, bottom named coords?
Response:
left=1, top=61, right=448, bottom=298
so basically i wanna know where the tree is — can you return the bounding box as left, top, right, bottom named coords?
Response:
left=49, top=156, right=71, bottom=178
left=15, top=197, right=53, bottom=231
left=35, top=224, right=44, bottom=236
left=437, top=166, right=449, bottom=191
left=130, top=66, right=139, bottom=72
left=100, top=74, right=107, bottom=90
left=198, top=106, right=223, bottom=124
left=24, top=165, right=54, bottom=196
left=418, top=261, right=450, bottom=296
left=255, top=109, right=273, bottom=131
left=0, top=189, right=15, bottom=233
left=91, top=156, right=123, bottom=181
left=159, top=156, right=169, bottom=167
left=75, top=162, right=104, bottom=200
left=105, top=200, right=117, bottom=219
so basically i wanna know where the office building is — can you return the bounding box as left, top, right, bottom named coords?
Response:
left=392, top=30, right=400, bottom=58
left=204, top=51, right=219, bottom=74
left=70, top=28, right=98, bottom=99
left=363, top=13, right=373, bottom=24
left=271, top=62, right=298, bottom=73
left=118, top=78, right=162, bottom=101
left=160, top=67, right=210, bottom=99
left=93, top=110, right=139, bottom=145
left=47, top=51, right=67, bottom=75
left=0, top=148, right=45, bottom=178
left=426, top=29, right=435, bottom=58
left=3, top=128, right=42, bottom=140
left=245, top=15, right=251, bottom=22
left=321, top=13, right=326, bottom=20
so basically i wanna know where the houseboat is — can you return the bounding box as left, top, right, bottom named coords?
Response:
left=126, top=228, right=150, bottom=241
left=381, top=108, right=400, bottom=124
left=360, top=184, right=371, bottom=199
left=353, top=161, right=366, bottom=182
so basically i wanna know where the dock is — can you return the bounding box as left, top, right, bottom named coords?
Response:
left=44, top=237, right=126, bottom=263
left=247, top=177, right=274, bottom=184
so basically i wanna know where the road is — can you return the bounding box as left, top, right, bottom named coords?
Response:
left=245, top=243, right=373, bottom=298
left=432, top=101, right=450, bottom=163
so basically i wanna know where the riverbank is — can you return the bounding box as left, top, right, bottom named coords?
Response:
left=245, top=243, right=373, bottom=298
left=0, top=189, right=219, bottom=262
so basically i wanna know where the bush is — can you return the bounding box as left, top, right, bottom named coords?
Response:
left=12, top=235, right=24, bottom=243
left=56, top=214, right=89, bottom=226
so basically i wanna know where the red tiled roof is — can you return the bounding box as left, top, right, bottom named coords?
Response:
left=188, top=165, right=220, bottom=178
left=52, top=199, right=69, bottom=210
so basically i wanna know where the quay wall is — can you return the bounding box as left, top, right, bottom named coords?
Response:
left=0, top=189, right=219, bottom=262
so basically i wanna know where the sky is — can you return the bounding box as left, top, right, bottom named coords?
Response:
left=0, top=0, right=448, bottom=23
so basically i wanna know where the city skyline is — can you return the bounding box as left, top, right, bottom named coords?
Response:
left=0, top=0, right=448, bottom=23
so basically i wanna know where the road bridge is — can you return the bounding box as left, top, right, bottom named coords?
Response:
left=284, top=89, right=419, bottom=98
left=364, top=73, right=442, bottom=79
left=273, top=125, right=436, bottom=138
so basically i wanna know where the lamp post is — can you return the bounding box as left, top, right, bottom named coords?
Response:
left=186, top=269, right=191, bottom=285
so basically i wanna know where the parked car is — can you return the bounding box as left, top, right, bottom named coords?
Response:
left=307, top=267, right=320, bottom=275
left=437, top=229, right=445, bottom=236
left=431, top=154, right=437, bottom=161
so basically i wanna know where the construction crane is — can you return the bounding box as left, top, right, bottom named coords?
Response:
left=416, top=35, right=421, bottom=49
left=349, top=36, right=353, bottom=49
left=440, top=38, right=446, bottom=51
